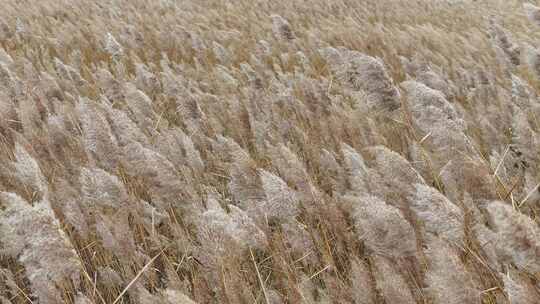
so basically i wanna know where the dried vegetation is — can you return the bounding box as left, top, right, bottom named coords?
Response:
left=0, top=0, right=540, bottom=303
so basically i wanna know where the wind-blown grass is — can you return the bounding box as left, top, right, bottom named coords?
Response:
left=0, top=0, right=539, bottom=303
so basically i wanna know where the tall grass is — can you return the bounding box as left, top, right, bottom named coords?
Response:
left=0, top=0, right=539, bottom=303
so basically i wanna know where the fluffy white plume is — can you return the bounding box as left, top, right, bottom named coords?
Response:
left=409, top=184, right=464, bottom=243
left=511, top=74, right=534, bottom=110
left=489, top=21, right=520, bottom=67
left=477, top=201, right=540, bottom=273
left=12, top=142, right=47, bottom=197
left=365, top=145, right=426, bottom=208
left=334, top=50, right=401, bottom=113
left=80, top=167, right=128, bottom=210
left=353, top=195, right=417, bottom=258
left=401, top=80, right=464, bottom=133
left=197, top=198, right=267, bottom=264
left=271, top=14, right=295, bottom=41
left=0, top=192, right=81, bottom=304
left=350, top=258, right=376, bottom=304
left=122, top=142, right=197, bottom=212
left=526, top=45, right=540, bottom=80
left=105, top=32, right=124, bottom=58
left=341, top=143, right=370, bottom=194
left=250, top=168, right=300, bottom=220
left=77, top=99, right=119, bottom=168
left=503, top=272, right=539, bottom=304
left=424, top=238, right=480, bottom=304
left=164, top=289, right=198, bottom=304
left=372, top=255, right=416, bottom=304
left=524, top=3, right=540, bottom=27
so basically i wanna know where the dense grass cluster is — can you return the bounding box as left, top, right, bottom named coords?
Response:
left=0, top=0, right=539, bottom=303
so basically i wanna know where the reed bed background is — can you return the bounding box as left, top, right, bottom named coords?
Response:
left=0, top=0, right=539, bottom=303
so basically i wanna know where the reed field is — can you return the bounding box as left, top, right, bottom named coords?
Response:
left=0, top=0, right=539, bottom=303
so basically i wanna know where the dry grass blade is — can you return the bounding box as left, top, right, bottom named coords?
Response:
left=111, top=250, right=164, bottom=304
left=250, top=248, right=270, bottom=304
left=493, top=145, right=510, bottom=177
left=518, top=182, right=540, bottom=207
